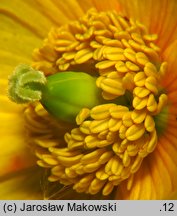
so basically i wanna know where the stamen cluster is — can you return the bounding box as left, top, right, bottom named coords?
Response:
left=28, top=9, right=168, bottom=195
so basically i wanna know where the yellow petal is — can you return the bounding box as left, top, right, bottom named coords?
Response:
left=91, top=0, right=120, bottom=11
left=0, top=79, right=36, bottom=177
left=0, top=167, right=42, bottom=199
left=0, top=0, right=84, bottom=78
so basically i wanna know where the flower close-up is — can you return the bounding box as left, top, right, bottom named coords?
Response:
left=0, top=0, right=177, bottom=200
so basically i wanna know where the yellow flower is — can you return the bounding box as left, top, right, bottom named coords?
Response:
left=1, top=0, right=177, bottom=199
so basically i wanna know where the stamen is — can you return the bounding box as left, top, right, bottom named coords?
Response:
left=12, top=8, right=170, bottom=196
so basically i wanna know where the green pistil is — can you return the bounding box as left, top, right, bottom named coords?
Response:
left=8, top=64, right=104, bottom=122
left=154, top=106, right=169, bottom=135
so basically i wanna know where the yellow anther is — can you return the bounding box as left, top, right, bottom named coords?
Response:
left=84, top=162, right=101, bottom=173
left=76, top=108, right=90, bottom=125
left=143, top=34, right=158, bottom=42
left=99, top=151, right=114, bottom=164
left=128, top=39, right=142, bottom=51
left=112, top=163, right=125, bottom=176
left=114, top=31, right=131, bottom=40
left=124, top=48, right=136, bottom=63
left=49, top=147, right=80, bottom=157
left=57, top=154, right=83, bottom=167
left=147, top=94, right=158, bottom=112
left=131, top=155, right=143, bottom=173
left=101, top=77, right=125, bottom=96
left=90, top=103, right=114, bottom=120
left=42, top=155, right=59, bottom=166
left=105, top=157, right=114, bottom=175
left=103, top=47, right=126, bottom=61
left=90, top=119, right=108, bottom=133
left=141, top=45, right=159, bottom=62
left=89, top=178, right=105, bottom=194
left=122, top=112, right=133, bottom=127
left=71, top=128, right=85, bottom=141
left=48, top=175, right=60, bottom=182
left=96, top=76, right=105, bottom=87
left=112, top=142, right=120, bottom=154
left=145, top=76, right=158, bottom=94
left=80, top=121, right=91, bottom=135
left=84, top=135, right=98, bottom=148
left=97, top=139, right=112, bottom=148
left=134, top=71, right=146, bottom=87
left=81, top=148, right=105, bottom=165
left=159, top=62, right=168, bottom=77
left=150, top=42, right=161, bottom=52
left=72, top=163, right=85, bottom=175
left=120, top=138, right=129, bottom=148
left=102, top=181, right=114, bottom=196
left=115, top=61, right=129, bottom=73
left=123, top=150, right=131, bottom=167
left=37, top=160, right=51, bottom=168
left=102, top=182, right=114, bottom=196
left=120, top=167, right=130, bottom=179
left=156, top=94, right=168, bottom=114
left=111, top=156, right=121, bottom=175
left=131, top=33, right=145, bottom=45
left=106, top=131, right=116, bottom=141
left=126, top=124, right=145, bottom=141
left=127, top=144, right=139, bottom=156
left=131, top=109, right=146, bottom=124
left=63, top=51, right=75, bottom=60
left=96, top=168, right=109, bottom=180
left=136, top=52, right=149, bottom=66
left=79, top=173, right=94, bottom=185
left=90, top=40, right=102, bottom=49
left=123, top=72, right=135, bottom=90
left=144, top=115, right=155, bottom=132
left=65, top=168, right=77, bottom=178
left=119, top=124, right=127, bottom=139
left=107, top=71, right=122, bottom=79
left=133, top=96, right=147, bottom=110
left=98, top=129, right=108, bottom=139
left=144, top=62, right=158, bottom=78
left=51, top=165, right=65, bottom=176
left=96, top=60, right=117, bottom=69
left=134, top=86, right=150, bottom=98
left=68, top=140, right=84, bottom=149
left=147, top=130, right=157, bottom=153
left=121, top=38, right=131, bottom=48
left=110, top=105, right=129, bottom=118
left=74, top=48, right=93, bottom=64
left=93, top=46, right=105, bottom=60
left=108, top=118, right=122, bottom=132
left=127, top=174, right=134, bottom=190
left=126, top=61, right=140, bottom=71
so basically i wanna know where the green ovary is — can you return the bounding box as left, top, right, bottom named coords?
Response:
left=41, top=72, right=103, bottom=122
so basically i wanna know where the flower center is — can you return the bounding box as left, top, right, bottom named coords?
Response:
left=19, top=9, right=169, bottom=196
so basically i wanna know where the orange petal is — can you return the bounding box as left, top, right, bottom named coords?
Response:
left=162, top=40, right=177, bottom=98
left=118, top=0, right=177, bottom=50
